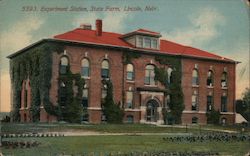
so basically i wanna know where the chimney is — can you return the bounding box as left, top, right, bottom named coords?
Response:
left=80, top=24, right=92, bottom=30
left=96, top=19, right=102, bottom=36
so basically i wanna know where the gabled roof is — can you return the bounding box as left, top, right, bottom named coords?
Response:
left=54, top=28, right=234, bottom=62
left=121, top=28, right=162, bottom=38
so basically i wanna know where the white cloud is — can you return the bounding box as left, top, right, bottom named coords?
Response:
left=163, top=7, right=225, bottom=46
left=0, top=16, right=44, bottom=112
left=1, top=16, right=44, bottom=53
left=73, top=12, right=130, bottom=33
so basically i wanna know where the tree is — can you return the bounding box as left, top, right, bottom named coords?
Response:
left=242, top=88, right=250, bottom=122
left=102, top=80, right=124, bottom=124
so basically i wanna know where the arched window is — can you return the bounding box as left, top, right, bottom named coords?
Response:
left=221, top=72, right=227, bottom=88
left=101, top=60, right=109, bottom=78
left=192, top=117, right=198, bottom=124
left=207, top=70, right=214, bottom=87
left=60, top=56, right=69, bottom=74
left=192, top=69, right=199, bottom=85
left=167, top=67, right=173, bottom=84
left=81, top=59, right=90, bottom=78
left=145, top=65, right=155, bottom=85
left=126, top=64, right=134, bottom=81
left=24, top=81, right=28, bottom=108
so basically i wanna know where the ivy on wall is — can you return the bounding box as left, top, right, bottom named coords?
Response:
left=155, top=55, right=184, bottom=124
left=10, top=42, right=64, bottom=122
left=122, top=51, right=141, bottom=64
left=58, top=70, right=85, bottom=123
left=102, top=79, right=124, bottom=124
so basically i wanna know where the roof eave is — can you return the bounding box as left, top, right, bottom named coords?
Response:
left=7, top=38, right=237, bottom=64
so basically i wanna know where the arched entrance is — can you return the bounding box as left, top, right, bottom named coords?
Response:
left=146, top=99, right=159, bottom=122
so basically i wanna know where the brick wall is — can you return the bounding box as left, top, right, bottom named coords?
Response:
left=181, top=58, right=236, bottom=124
left=42, top=45, right=237, bottom=124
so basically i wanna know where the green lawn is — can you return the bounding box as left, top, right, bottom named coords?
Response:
left=1, top=123, right=250, bottom=155
left=2, top=123, right=249, bottom=134
left=2, top=135, right=250, bottom=156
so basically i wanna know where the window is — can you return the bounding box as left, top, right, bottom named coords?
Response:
left=101, top=60, right=109, bottom=78
left=221, top=72, right=227, bottom=88
left=192, top=117, right=198, bottom=124
left=138, top=37, right=143, bottom=47
left=167, top=68, right=173, bottom=84
left=144, top=38, right=151, bottom=48
left=164, top=94, right=171, bottom=108
left=221, top=96, right=227, bottom=112
left=59, top=81, right=67, bottom=107
left=126, top=91, right=133, bottom=109
left=81, top=59, right=90, bottom=78
left=207, top=95, right=213, bottom=111
left=145, top=65, right=155, bottom=85
left=60, top=56, right=69, bottom=74
left=207, top=70, right=213, bottom=87
left=192, top=91, right=198, bottom=111
left=151, top=39, right=157, bottom=49
left=82, top=88, right=88, bottom=108
left=192, top=69, right=199, bottom=85
left=221, top=117, right=227, bottom=125
left=127, top=115, right=134, bottom=123
left=24, top=82, right=28, bottom=108
left=101, top=84, right=108, bottom=103
left=126, top=64, right=134, bottom=81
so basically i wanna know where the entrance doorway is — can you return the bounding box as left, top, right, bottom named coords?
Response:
left=146, top=100, right=159, bottom=122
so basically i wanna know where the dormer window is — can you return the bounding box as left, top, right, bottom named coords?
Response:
left=144, top=38, right=151, bottom=48
left=138, top=37, right=143, bottom=47
left=137, top=36, right=159, bottom=49
left=121, top=29, right=161, bottom=50
left=152, top=39, right=158, bottom=49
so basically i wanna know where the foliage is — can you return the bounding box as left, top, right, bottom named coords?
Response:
left=241, top=88, right=250, bottom=122
left=206, top=107, right=220, bottom=125
left=58, top=71, right=84, bottom=123
left=155, top=55, right=184, bottom=124
left=102, top=80, right=124, bottom=124
left=122, top=51, right=141, bottom=64
left=10, top=42, right=64, bottom=122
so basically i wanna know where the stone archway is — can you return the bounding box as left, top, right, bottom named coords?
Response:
left=146, top=99, right=159, bottom=122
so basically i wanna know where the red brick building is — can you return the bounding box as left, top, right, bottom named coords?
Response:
left=8, top=19, right=237, bottom=124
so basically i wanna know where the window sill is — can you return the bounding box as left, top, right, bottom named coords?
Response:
left=144, top=84, right=157, bottom=87
left=126, top=80, right=135, bottom=83
left=207, top=86, right=214, bottom=89
left=82, top=76, right=90, bottom=80
left=192, top=85, right=199, bottom=88
left=221, top=87, right=228, bottom=90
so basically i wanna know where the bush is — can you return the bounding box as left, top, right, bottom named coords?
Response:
left=206, top=108, right=220, bottom=124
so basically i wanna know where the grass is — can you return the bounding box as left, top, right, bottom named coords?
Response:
left=3, top=123, right=249, bottom=134
left=2, top=135, right=250, bottom=156
left=1, top=123, right=250, bottom=155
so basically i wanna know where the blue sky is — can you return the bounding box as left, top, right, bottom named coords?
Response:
left=0, top=0, right=249, bottom=112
